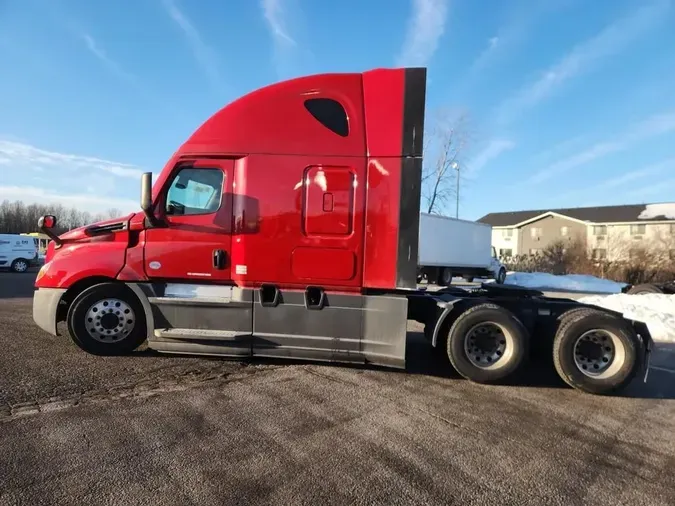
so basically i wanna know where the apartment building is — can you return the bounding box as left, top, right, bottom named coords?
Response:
left=478, top=203, right=675, bottom=261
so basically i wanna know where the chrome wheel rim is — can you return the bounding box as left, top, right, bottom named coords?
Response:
left=85, top=298, right=135, bottom=343
left=464, top=322, right=514, bottom=369
left=14, top=260, right=28, bottom=272
left=573, top=329, right=626, bottom=379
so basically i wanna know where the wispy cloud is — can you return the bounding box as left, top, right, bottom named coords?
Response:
left=0, top=140, right=149, bottom=180
left=552, top=155, right=675, bottom=204
left=79, top=33, right=138, bottom=85
left=524, top=110, right=675, bottom=185
left=0, top=185, right=138, bottom=214
left=628, top=177, right=675, bottom=200
left=603, top=156, right=675, bottom=188
left=396, top=0, right=449, bottom=67
left=468, top=139, right=516, bottom=175
left=161, top=0, right=223, bottom=89
left=260, top=0, right=310, bottom=79
left=453, top=0, right=570, bottom=99
left=262, top=0, right=297, bottom=47
left=495, top=0, right=671, bottom=125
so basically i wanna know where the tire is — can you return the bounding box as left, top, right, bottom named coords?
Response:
left=439, top=268, right=453, bottom=286
left=66, top=282, right=147, bottom=356
left=627, top=283, right=664, bottom=295
left=10, top=258, right=30, bottom=273
left=463, top=276, right=474, bottom=283
left=552, top=309, right=642, bottom=395
left=446, top=303, right=529, bottom=383
left=496, top=268, right=507, bottom=284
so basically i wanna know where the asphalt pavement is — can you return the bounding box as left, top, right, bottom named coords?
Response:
left=1, top=271, right=674, bottom=506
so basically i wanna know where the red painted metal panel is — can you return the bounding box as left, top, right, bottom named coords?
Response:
left=362, top=69, right=405, bottom=157
left=362, top=157, right=402, bottom=289
left=143, top=159, right=234, bottom=282
left=291, top=247, right=356, bottom=280
left=303, top=166, right=354, bottom=236
left=177, top=73, right=366, bottom=158
left=35, top=240, right=127, bottom=289
left=229, top=155, right=365, bottom=290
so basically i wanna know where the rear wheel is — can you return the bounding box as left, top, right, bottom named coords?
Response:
left=11, top=258, right=29, bottom=273
left=446, top=303, right=529, bottom=383
left=439, top=268, right=453, bottom=286
left=67, top=282, right=147, bottom=355
left=627, top=283, right=664, bottom=295
left=553, top=309, right=642, bottom=395
left=463, top=276, right=474, bottom=283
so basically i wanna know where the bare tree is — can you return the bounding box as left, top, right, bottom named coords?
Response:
left=0, top=200, right=113, bottom=234
left=105, top=208, right=123, bottom=219
left=421, top=111, right=471, bottom=216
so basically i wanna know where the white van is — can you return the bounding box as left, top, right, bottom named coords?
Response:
left=0, top=234, right=39, bottom=273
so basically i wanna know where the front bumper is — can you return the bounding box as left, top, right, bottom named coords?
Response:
left=33, top=288, right=67, bottom=336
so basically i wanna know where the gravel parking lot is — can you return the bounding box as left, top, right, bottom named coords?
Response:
left=1, top=271, right=675, bottom=505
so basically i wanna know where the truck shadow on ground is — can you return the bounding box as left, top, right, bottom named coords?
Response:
left=129, top=332, right=675, bottom=400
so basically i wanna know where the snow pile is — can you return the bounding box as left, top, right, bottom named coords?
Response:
left=579, top=294, right=675, bottom=343
left=638, top=203, right=675, bottom=220
left=503, top=272, right=626, bottom=294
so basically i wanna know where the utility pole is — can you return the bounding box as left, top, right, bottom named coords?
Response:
left=453, top=161, right=460, bottom=218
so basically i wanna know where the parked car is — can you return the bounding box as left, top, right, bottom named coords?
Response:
left=0, top=234, right=39, bottom=272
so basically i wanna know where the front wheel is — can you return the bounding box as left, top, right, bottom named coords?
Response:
left=67, top=282, right=147, bottom=355
left=446, top=303, right=529, bottom=383
left=11, top=258, right=30, bottom=273
left=552, top=309, right=642, bottom=395
left=495, top=268, right=507, bottom=284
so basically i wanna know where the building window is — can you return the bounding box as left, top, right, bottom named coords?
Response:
left=561, top=226, right=568, bottom=236
left=629, top=248, right=645, bottom=260
left=630, top=224, right=646, bottom=235
left=530, top=227, right=542, bottom=238
left=592, top=248, right=607, bottom=260
left=499, top=248, right=513, bottom=257
left=502, top=229, right=513, bottom=238
left=593, top=225, right=607, bottom=236
left=304, top=98, right=349, bottom=137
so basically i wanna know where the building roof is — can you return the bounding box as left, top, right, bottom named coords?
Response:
left=478, top=203, right=675, bottom=227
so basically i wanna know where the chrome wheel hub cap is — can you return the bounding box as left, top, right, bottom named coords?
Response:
left=573, top=329, right=625, bottom=379
left=464, top=322, right=510, bottom=369
left=85, top=299, right=135, bottom=343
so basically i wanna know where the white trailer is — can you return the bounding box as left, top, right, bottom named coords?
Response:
left=417, top=213, right=506, bottom=286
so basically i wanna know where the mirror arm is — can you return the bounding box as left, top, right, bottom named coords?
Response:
left=140, top=172, right=162, bottom=227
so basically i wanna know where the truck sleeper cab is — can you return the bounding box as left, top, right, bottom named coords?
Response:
left=33, top=67, right=652, bottom=396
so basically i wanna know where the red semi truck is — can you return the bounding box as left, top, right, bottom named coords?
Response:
left=33, top=67, right=652, bottom=395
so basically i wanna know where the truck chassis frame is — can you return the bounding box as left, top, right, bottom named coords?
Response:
left=37, top=279, right=653, bottom=396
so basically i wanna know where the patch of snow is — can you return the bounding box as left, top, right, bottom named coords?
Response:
left=503, top=272, right=626, bottom=294
left=579, top=294, right=675, bottom=343
left=638, top=202, right=675, bottom=220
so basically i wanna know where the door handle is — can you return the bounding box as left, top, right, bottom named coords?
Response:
left=213, top=249, right=227, bottom=270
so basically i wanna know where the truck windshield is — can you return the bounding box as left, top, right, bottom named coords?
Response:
left=165, top=167, right=223, bottom=215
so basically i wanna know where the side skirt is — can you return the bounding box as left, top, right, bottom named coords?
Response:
left=128, top=283, right=409, bottom=368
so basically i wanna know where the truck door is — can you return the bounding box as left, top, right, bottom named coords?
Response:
left=144, top=159, right=234, bottom=281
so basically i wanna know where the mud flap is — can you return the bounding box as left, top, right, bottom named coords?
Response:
left=631, top=320, right=653, bottom=383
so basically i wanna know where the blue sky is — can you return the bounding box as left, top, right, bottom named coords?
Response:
left=0, top=0, right=674, bottom=220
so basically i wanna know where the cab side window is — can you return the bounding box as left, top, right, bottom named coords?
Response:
left=165, top=167, right=224, bottom=216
